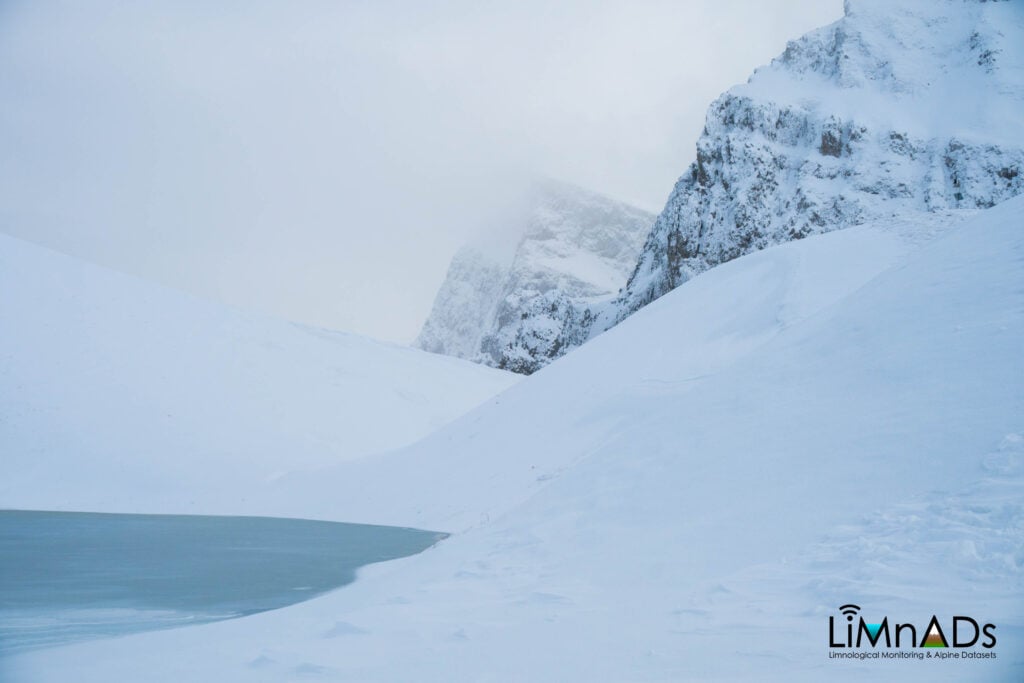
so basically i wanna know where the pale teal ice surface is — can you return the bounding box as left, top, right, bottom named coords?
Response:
left=0, top=510, right=444, bottom=655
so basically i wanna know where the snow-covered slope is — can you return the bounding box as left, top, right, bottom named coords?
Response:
left=611, top=0, right=1024, bottom=320
left=416, top=180, right=652, bottom=374
left=14, top=198, right=1022, bottom=681
left=0, top=233, right=518, bottom=515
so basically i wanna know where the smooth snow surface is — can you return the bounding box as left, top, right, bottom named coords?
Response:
left=0, top=233, right=518, bottom=515
left=8, top=196, right=1021, bottom=681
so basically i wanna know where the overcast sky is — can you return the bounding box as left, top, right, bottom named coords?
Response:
left=0, top=0, right=842, bottom=343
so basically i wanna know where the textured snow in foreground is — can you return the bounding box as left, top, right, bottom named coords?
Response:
left=0, top=233, right=518, bottom=515
left=9, top=198, right=1022, bottom=681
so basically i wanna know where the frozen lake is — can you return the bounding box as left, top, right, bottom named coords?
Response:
left=0, top=510, right=446, bottom=655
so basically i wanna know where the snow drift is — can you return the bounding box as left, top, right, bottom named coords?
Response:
left=0, top=233, right=518, bottom=515
left=12, top=195, right=1022, bottom=682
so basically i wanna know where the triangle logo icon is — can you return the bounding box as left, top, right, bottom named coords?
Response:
left=922, top=617, right=949, bottom=648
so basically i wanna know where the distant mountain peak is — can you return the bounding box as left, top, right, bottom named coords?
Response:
left=415, top=181, right=653, bottom=374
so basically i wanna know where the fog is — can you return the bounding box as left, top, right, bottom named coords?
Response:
left=0, top=1, right=842, bottom=343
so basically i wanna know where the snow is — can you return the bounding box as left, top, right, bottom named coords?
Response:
left=5, top=1, right=1023, bottom=677
left=8, top=194, right=1021, bottom=681
left=0, top=233, right=518, bottom=516
left=744, top=0, right=1024, bottom=143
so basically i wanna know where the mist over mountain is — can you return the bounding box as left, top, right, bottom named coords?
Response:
left=422, top=0, right=1024, bottom=372
left=415, top=180, right=653, bottom=374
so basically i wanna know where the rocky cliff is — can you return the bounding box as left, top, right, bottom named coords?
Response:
left=613, top=0, right=1024, bottom=318
left=421, top=0, right=1024, bottom=372
left=416, top=181, right=653, bottom=374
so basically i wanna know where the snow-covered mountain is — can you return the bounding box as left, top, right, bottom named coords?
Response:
left=415, top=180, right=653, bottom=374
left=17, top=194, right=1022, bottom=683
left=426, top=0, right=1023, bottom=370
left=5, top=2, right=1024, bottom=681
left=612, top=0, right=1024, bottom=318
left=0, top=233, right=518, bottom=515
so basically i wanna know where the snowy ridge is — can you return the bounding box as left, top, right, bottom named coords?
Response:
left=14, top=196, right=1023, bottom=682
left=415, top=180, right=652, bottom=374
left=0, top=233, right=518, bottom=515
left=609, top=0, right=1024, bottom=321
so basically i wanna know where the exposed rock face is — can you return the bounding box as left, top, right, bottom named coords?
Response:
left=416, top=181, right=653, bottom=374
left=612, top=0, right=1024, bottom=318
left=420, top=0, right=1024, bottom=372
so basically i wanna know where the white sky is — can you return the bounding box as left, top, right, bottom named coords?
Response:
left=0, top=1, right=842, bottom=343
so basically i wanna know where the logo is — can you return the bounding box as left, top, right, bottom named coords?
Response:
left=827, top=605, right=998, bottom=662
left=839, top=603, right=860, bottom=620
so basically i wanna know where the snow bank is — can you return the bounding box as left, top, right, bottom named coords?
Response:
left=10, top=196, right=1021, bottom=681
left=0, top=233, right=518, bottom=516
